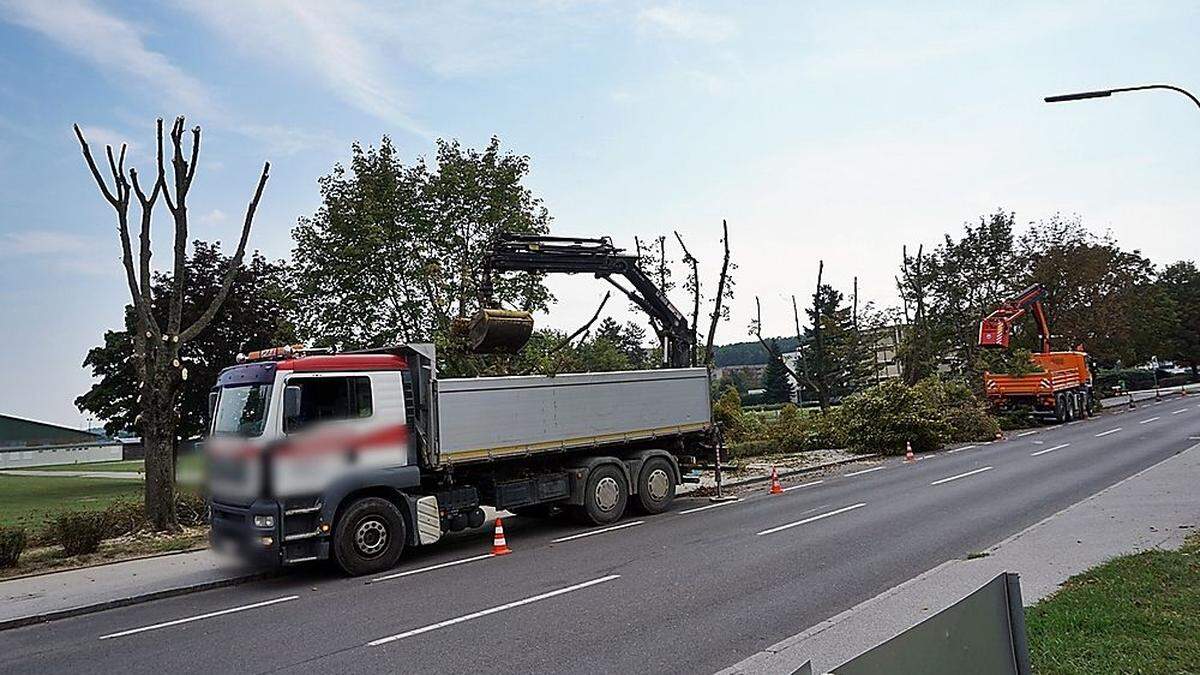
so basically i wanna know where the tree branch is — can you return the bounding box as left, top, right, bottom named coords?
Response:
left=180, top=161, right=270, bottom=342
left=547, top=291, right=611, bottom=357
left=72, top=124, right=118, bottom=206
left=703, top=219, right=731, bottom=365
left=674, top=230, right=700, bottom=365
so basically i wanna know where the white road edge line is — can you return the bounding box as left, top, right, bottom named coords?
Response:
left=844, top=466, right=885, bottom=478
left=551, top=520, right=644, bottom=543
left=946, top=445, right=976, bottom=454
left=783, top=479, right=825, bottom=492
left=367, top=574, right=621, bottom=646
left=679, top=500, right=740, bottom=515
left=1171, top=409, right=1188, bottom=415
left=756, top=503, right=867, bottom=536
left=1031, top=443, right=1070, bottom=457
left=1139, top=416, right=1160, bottom=424
left=1095, top=428, right=1122, bottom=437
left=930, top=466, right=993, bottom=486
left=369, top=553, right=495, bottom=584
left=98, top=595, right=299, bottom=640
left=1016, top=430, right=1038, bottom=437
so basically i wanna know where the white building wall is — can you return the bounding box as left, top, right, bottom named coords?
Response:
left=0, top=443, right=124, bottom=468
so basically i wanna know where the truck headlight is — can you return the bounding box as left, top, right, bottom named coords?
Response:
left=254, top=515, right=275, bottom=528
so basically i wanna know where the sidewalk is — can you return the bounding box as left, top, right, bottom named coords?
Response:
left=719, top=440, right=1200, bottom=674
left=0, top=549, right=267, bottom=630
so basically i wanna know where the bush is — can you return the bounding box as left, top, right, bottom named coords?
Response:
left=0, top=526, right=27, bottom=568
left=768, top=404, right=847, bottom=452
left=104, top=498, right=146, bottom=537
left=51, top=511, right=109, bottom=556
left=914, top=378, right=1000, bottom=443
left=176, top=490, right=210, bottom=527
left=837, top=377, right=998, bottom=455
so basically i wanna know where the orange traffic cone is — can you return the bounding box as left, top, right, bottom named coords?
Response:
left=491, top=517, right=512, bottom=556
left=904, top=441, right=915, bottom=463
left=994, top=430, right=1005, bottom=441
left=769, top=466, right=784, bottom=495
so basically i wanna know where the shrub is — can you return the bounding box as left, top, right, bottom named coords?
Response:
left=51, top=511, right=109, bottom=556
left=768, top=404, right=847, bottom=452
left=176, top=490, right=210, bottom=527
left=713, top=387, right=749, bottom=441
left=839, top=379, right=949, bottom=454
left=104, top=498, right=146, bottom=537
left=0, top=526, right=27, bottom=568
left=914, top=377, right=1000, bottom=443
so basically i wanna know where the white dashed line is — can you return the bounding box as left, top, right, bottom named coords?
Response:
left=1031, top=443, right=1070, bottom=457
left=1139, top=417, right=1160, bottom=425
left=930, top=466, right=993, bottom=486
left=367, top=575, right=621, bottom=646
left=756, top=503, right=867, bottom=536
left=369, top=553, right=495, bottom=584
left=1016, top=430, right=1038, bottom=437
left=946, top=445, right=976, bottom=454
left=551, top=520, right=644, bottom=543
left=1171, top=409, right=1188, bottom=415
left=678, top=500, right=740, bottom=515
left=99, top=596, right=299, bottom=640
left=1095, top=428, right=1122, bottom=437
left=844, top=466, right=885, bottom=478
left=783, top=479, right=825, bottom=492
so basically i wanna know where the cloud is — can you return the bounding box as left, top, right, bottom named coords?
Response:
left=0, top=229, right=92, bottom=256
left=0, top=0, right=213, bottom=115
left=637, top=5, right=736, bottom=43
left=198, top=209, right=227, bottom=227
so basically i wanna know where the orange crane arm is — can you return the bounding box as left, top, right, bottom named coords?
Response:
left=978, top=284, right=1052, bottom=353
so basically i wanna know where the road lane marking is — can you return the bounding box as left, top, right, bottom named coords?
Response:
left=1139, top=417, right=1160, bottom=425
left=1031, top=443, right=1070, bottom=457
left=367, top=575, right=620, bottom=646
left=946, top=445, right=976, bottom=454
left=756, top=503, right=867, bottom=536
left=844, top=466, right=885, bottom=478
left=930, top=466, right=993, bottom=486
left=98, top=595, right=298, bottom=640
left=368, top=553, right=495, bottom=584
left=783, top=479, right=825, bottom=492
left=1016, top=430, right=1038, bottom=437
left=1171, top=409, right=1188, bottom=415
left=1095, top=428, right=1122, bottom=437
left=551, top=520, right=644, bottom=543
left=679, top=500, right=740, bottom=515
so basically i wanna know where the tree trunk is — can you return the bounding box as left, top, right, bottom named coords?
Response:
left=140, top=410, right=179, bottom=531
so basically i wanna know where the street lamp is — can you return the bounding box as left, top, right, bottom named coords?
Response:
left=1044, top=84, right=1200, bottom=111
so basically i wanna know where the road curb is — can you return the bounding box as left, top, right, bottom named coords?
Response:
left=0, top=569, right=278, bottom=632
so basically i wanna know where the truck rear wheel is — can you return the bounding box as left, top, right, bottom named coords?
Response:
left=576, top=464, right=628, bottom=525
left=634, top=457, right=675, bottom=514
left=1053, top=394, right=1067, bottom=423
left=333, top=497, right=406, bottom=576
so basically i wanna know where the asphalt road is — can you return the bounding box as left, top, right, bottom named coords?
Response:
left=3, top=398, right=1199, bottom=674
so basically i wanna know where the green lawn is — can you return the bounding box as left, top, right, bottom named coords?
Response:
left=0, top=474, right=143, bottom=529
left=1026, top=532, right=1200, bottom=673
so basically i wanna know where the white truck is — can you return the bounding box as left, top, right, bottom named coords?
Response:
left=206, top=344, right=713, bottom=575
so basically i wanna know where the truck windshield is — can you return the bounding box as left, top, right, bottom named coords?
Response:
left=212, top=384, right=272, bottom=437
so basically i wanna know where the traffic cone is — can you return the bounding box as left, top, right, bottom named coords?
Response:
left=491, top=517, right=512, bottom=556
left=769, top=466, right=784, bottom=495
left=904, top=441, right=915, bottom=463
left=994, top=431, right=1004, bottom=441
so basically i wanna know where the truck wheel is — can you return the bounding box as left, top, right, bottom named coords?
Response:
left=634, top=457, right=676, bottom=515
left=1065, top=394, right=1076, bottom=422
left=578, top=464, right=628, bottom=525
left=333, top=497, right=406, bottom=576
left=1053, top=394, right=1067, bottom=423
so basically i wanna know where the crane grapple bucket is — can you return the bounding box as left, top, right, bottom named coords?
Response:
left=468, top=308, right=535, bottom=354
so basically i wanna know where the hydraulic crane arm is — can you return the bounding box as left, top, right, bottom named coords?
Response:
left=478, top=233, right=695, bottom=368
left=978, top=283, right=1052, bottom=353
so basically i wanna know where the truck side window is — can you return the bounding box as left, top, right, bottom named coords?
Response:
left=284, top=376, right=373, bottom=433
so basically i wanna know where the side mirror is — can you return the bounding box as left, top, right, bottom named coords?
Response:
left=283, top=385, right=302, bottom=421
left=208, top=391, right=218, bottom=421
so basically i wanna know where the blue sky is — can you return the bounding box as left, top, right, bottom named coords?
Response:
left=1, top=1, right=1198, bottom=426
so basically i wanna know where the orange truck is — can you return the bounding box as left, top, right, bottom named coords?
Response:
left=979, top=284, right=1095, bottom=422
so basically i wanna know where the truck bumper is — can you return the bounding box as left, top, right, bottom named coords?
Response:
left=209, top=497, right=285, bottom=566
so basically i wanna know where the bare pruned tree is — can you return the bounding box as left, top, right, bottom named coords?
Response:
left=703, top=220, right=733, bottom=366
left=74, top=117, right=269, bottom=531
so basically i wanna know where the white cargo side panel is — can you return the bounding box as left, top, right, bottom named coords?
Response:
left=436, top=368, right=711, bottom=463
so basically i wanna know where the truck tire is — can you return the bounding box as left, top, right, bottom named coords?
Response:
left=1065, top=394, right=1076, bottom=422
left=576, top=463, right=628, bottom=525
left=332, top=497, right=406, bottom=576
left=634, top=457, right=675, bottom=515
left=1053, top=394, right=1067, bottom=424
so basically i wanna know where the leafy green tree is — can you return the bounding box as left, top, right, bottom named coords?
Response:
left=1159, top=261, right=1200, bottom=377
left=762, top=340, right=792, bottom=404
left=291, top=136, right=551, bottom=373
left=77, top=242, right=296, bottom=439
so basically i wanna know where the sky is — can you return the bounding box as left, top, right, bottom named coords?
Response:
left=1, top=1, right=1198, bottom=427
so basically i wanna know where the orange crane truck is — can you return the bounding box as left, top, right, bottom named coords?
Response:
left=978, top=284, right=1095, bottom=423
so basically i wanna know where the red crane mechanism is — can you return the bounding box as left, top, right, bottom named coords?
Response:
left=978, top=284, right=1095, bottom=423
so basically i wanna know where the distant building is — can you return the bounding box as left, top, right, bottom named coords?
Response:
left=0, top=413, right=123, bottom=468
left=781, top=324, right=906, bottom=403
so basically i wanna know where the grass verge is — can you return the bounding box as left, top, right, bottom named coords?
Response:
left=0, top=474, right=142, bottom=528
left=0, top=527, right=208, bottom=581
left=1026, top=531, right=1200, bottom=673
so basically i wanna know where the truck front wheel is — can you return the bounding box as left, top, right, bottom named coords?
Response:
left=333, top=497, right=406, bottom=576
left=634, top=457, right=675, bottom=514
left=577, top=464, right=628, bottom=525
